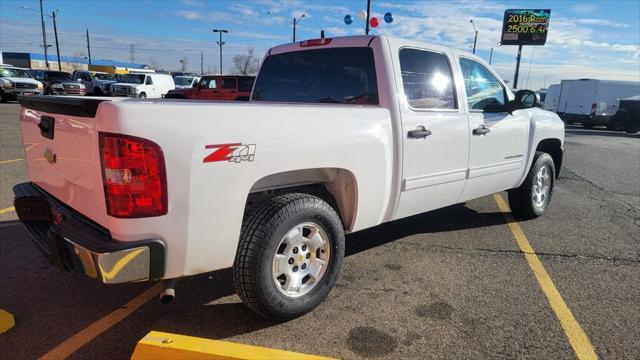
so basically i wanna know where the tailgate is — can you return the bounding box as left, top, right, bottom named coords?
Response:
left=19, top=96, right=110, bottom=225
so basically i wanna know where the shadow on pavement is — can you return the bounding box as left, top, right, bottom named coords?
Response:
left=346, top=204, right=508, bottom=256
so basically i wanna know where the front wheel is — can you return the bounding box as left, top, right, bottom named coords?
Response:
left=507, top=152, right=555, bottom=219
left=233, top=193, right=345, bottom=321
left=138, top=92, right=146, bottom=98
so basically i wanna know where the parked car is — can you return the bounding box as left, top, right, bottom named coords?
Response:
left=73, top=70, right=117, bottom=96
left=556, top=79, right=640, bottom=128
left=14, top=35, right=564, bottom=321
left=612, top=95, right=640, bottom=133
left=173, top=76, right=201, bottom=89
left=110, top=73, right=175, bottom=98
left=165, top=75, right=254, bottom=100
left=0, top=65, right=43, bottom=101
left=31, top=70, right=86, bottom=96
left=543, top=84, right=561, bottom=112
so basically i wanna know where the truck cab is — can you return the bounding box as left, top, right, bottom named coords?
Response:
left=73, top=70, right=117, bottom=96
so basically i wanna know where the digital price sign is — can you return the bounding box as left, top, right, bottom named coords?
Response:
left=501, top=9, right=551, bottom=46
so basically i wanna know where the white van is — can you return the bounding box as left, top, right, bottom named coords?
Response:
left=110, top=73, right=175, bottom=98
left=543, top=84, right=561, bottom=112
left=557, top=79, right=640, bottom=127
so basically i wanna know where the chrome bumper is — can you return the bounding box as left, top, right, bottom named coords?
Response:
left=13, top=182, right=165, bottom=284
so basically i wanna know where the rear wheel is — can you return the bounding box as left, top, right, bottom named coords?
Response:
left=138, top=92, right=146, bottom=98
left=508, top=152, right=555, bottom=219
left=233, top=193, right=344, bottom=321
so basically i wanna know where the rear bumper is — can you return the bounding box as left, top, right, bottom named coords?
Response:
left=13, top=182, right=165, bottom=284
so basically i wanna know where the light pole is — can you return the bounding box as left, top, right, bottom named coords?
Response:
left=543, top=75, right=551, bottom=89
left=52, top=10, right=61, bottom=71
left=292, top=14, right=306, bottom=42
left=22, top=3, right=50, bottom=69
left=470, top=19, right=478, bottom=54
left=489, top=47, right=493, bottom=64
left=212, top=29, right=228, bottom=75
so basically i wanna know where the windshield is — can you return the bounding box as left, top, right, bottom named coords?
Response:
left=118, top=74, right=145, bottom=84
left=252, top=47, right=379, bottom=105
left=46, top=71, right=73, bottom=81
left=94, top=73, right=115, bottom=81
left=174, top=76, right=194, bottom=86
left=0, top=68, right=33, bottom=78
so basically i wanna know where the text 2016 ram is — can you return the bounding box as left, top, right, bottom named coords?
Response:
left=14, top=35, right=564, bottom=321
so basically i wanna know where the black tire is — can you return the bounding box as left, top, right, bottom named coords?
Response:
left=507, top=152, right=555, bottom=219
left=44, top=87, right=53, bottom=95
left=0, top=91, right=6, bottom=103
left=94, top=87, right=103, bottom=96
left=233, top=193, right=345, bottom=321
left=138, top=92, right=146, bottom=98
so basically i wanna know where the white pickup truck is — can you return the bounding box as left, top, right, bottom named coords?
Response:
left=14, top=35, right=564, bottom=320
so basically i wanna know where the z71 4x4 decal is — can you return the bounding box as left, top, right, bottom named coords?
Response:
left=203, top=143, right=256, bottom=163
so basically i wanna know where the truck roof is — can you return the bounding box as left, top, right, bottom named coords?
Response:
left=267, top=34, right=486, bottom=68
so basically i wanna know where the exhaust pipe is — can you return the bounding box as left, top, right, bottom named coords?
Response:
left=160, top=279, right=176, bottom=304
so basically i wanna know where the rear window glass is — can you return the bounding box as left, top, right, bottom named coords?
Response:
left=252, top=47, right=378, bottom=105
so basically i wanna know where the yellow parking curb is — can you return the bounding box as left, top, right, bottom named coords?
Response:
left=131, top=331, right=336, bottom=360
left=0, top=309, right=15, bottom=334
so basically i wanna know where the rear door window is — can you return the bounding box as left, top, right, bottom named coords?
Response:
left=253, top=47, right=378, bottom=105
left=399, top=48, right=457, bottom=109
left=222, top=77, right=237, bottom=89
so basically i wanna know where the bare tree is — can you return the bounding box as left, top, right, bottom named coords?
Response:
left=232, top=48, right=259, bottom=76
left=147, top=58, right=163, bottom=70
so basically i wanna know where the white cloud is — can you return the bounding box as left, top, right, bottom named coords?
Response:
left=176, top=10, right=202, bottom=20
left=180, top=0, right=206, bottom=8
left=569, top=4, right=598, bottom=14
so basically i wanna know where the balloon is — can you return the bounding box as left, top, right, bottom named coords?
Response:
left=370, top=17, right=379, bottom=28
left=357, top=9, right=367, bottom=21
left=384, top=12, right=393, bottom=23
left=344, top=14, right=353, bottom=25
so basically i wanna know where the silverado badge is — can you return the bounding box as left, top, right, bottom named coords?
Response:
left=44, top=148, right=57, bottom=165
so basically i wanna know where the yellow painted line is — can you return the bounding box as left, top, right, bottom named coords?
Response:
left=0, top=158, right=22, bottom=164
left=25, top=143, right=38, bottom=152
left=40, top=283, right=162, bottom=359
left=132, top=331, right=337, bottom=360
left=0, top=309, right=16, bottom=334
left=0, top=207, right=15, bottom=215
left=493, top=194, right=598, bottom=360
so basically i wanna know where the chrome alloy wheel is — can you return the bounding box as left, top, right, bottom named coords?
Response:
left=533, top=165, right=551, bottom=208
left=272, top=222, right=331, bottom=298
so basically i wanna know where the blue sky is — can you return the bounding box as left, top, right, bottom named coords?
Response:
left=1, top=0, right=638, bottom=89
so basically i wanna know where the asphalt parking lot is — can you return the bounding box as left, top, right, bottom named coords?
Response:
left=0, top=102, right=638, bottom=359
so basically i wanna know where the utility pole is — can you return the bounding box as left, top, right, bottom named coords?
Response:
left=200, top=51, right=204, bottom=75
left=470, top=19, right=478, bottom=54
left=212, top=29, right=228, bottom=75
left=365, top=0, right=371, bottom=35
left=39, top=0, right=49, bottom=69
left=513, top=44, right=523, bottom=89
left=86, top=29, right=92, bottom=64
left=52, top=10, right=61, bottom=71
left=129, top=43, right=135, bottom=63
left=489, top=47, right=493, bottom=64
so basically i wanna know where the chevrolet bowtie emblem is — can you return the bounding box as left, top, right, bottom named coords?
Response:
left=44, top=148, right=57, bottom=165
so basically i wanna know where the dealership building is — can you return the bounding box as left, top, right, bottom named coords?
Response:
left=0, top=52, right=148, bottom=73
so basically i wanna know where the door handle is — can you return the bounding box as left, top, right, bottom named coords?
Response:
left=407, top=125, right=432, bottom=139
left=473, top=125, right=491, bottom=135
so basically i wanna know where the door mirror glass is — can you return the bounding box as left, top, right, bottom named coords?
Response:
left=513, top=89, right=538, bottom=109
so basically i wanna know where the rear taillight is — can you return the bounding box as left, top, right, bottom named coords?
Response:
left=99, top=133, right=167, bottom=218
left=591, top=103, right=597, bottom=115
left=300, top=38, right=332, bottom=47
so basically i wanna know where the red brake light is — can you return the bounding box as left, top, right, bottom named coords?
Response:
left=99, top=133, right=167, bottom=218
left=300, top=38, right=332, bottom=47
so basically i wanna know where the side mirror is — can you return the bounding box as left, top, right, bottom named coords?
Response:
left=513, top=90, right=539, bottom=110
